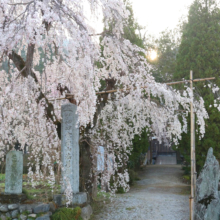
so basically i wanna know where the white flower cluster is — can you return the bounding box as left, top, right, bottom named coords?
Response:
left=0, top=0, right=211, bottom=195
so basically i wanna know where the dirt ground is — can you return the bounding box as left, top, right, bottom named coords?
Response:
left=92, top=165, right=190, bottom=220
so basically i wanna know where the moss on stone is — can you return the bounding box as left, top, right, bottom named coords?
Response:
left=51, top=207, right=82, bottom=220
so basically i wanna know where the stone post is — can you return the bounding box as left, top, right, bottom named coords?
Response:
left=53, top=103, right=87, bottom=207
left=61, top=103, right=79, bottom=194
left=5, top=151, right=23, bottom=194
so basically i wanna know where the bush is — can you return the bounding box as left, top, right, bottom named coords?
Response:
left=51, top=207, right=82, bottom=220
left=128, top=169, right=139, bottom=185
left=116, top=187, right=125, bottom=194
left=182, top=166, right=190, bottom=175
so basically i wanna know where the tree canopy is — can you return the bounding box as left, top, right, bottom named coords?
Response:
left=0, top=0, right=212, bottom=196
left=174, top=0, right=220, bottom=170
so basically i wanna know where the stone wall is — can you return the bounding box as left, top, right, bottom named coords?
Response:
left=0, top=202, right=53, bottom=220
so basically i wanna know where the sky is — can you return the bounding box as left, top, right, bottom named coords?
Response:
left=131, top=0, right=195, bottom=37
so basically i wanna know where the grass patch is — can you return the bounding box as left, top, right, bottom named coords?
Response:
left=0, top=180, right=60, bottom=203
left=0, top=174, right=5, bottom=181
left=126, top=207, right=135, bottom=211
left=90, top=190, right=112, bottom=219
left=51, top=207, right=82, bottom=220
left=183, top=175, right=190, bottom=180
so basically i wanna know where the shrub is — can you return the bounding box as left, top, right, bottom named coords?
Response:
left=51, top=207, right=82, bottom=220
left=128, top=169, right=139, bottom=185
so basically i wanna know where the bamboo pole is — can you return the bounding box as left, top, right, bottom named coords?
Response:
left=48, top=77, right=215, bottom=101
left=190, top=70, right=194, bottom=220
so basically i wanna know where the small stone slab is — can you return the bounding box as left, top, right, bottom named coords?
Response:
left=81, top=204, right=93, bottom=220
left=19, top=214, right=27, bottom=220
left=0, top=215, right=6, bottom=220
left=33, top=204, right=50, bottom=214
left=53, top=192, right=87, bottom=206
left=0, top=205, right=8, bottom=212
left=36, top=214, right=50, bottom=220
left=5, top=151, right=23, bottom=194
left=8, top=203, right=18, bottom=210
left=28, top=214, right=36, bottom=218
left=72, top=192, right=87, bottom=205
left=0, top=193, right=27, bottom=204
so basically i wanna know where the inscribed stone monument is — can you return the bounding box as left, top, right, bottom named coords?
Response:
left=97, top=146, right=105, bottom=172
left=5, top=151, right=23, bottom=194
left=61, top=103, right=79, bottom=194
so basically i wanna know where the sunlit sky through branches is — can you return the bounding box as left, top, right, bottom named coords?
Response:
left=131, top=0, right=195, bottom=36
left=86, top=0, right=195, bottom=37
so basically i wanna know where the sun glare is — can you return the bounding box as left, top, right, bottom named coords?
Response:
left=149, top=50, right=157, bottom=60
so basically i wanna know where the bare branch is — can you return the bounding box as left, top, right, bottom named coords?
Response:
left=7, top=1, right=34, bottom=6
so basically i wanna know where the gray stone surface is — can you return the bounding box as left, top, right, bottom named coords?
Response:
left=5, top=151, right=23, bottom=194
left=26, top=205, right=32, bottom=213
left=33, top=204, right=50, bottom=214
left=61, top=103, right=79, bottom=194
left=8, top=203, right=18, bottom=210
left=53, top=194, right=65, bottom=206
left=28, top=214, right=36, bottom=217
left=19, top=204, right=26, bottom=213
left=20, top=214, right=27, bottom=220
left=0, top=214, right=6, bottom=220
left=11, top=209, right=19, bottom=218
left=72, top=192, right=87, bottom=205
left=5, top=211, right=11, bottom=218
left=195, top=147, right=220, bottom=220
left=36, top=214, right=50, bottom=220
left=0, top=205, right=8, bottom=212
left=49, top=202, right=56, bottom=212
left=81, top=204, right=93, bottom=220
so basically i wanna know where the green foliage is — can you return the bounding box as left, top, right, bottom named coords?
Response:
left=128, top=128, right=149, bottom=169
left=128, top=169, right=140, bottom=185
left=0, top=174, right=5, bottom=181
left=123, top=0, right=145, bottom=49
left=148, top=29, right=179, bottom=82
left=51, top=207, right=82, bottom=220
left=22, top=188, right=34, bottom=200
left=116, top=186, right=125, bottom=194
left=174, top=0, right=220, bottom=172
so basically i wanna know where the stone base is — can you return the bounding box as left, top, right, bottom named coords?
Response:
left=53, top=192, right=87, bottom=207
left=0, top=193, right=27, bottom=204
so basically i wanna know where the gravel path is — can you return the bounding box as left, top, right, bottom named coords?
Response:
left=93, top=165, right=190, bottom=220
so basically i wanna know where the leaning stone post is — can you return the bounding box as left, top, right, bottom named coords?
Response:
left=61, top=103, right=79, bottom=194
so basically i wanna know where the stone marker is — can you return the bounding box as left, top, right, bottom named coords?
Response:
left=5, top=151, right=23, bottom=194
left=107, top=154, right=114, bottom=175
left=195, top=147, right=220, bottom=220
left=61, top=103, right=79, bottom=194
left=97, top=146, right=105, bottom=172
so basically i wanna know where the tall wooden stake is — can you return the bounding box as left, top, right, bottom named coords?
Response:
left=190, top=70, right=195, bottom=220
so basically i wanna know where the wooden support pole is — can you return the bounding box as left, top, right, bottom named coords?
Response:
left=190, top=70, right=195, bottom=220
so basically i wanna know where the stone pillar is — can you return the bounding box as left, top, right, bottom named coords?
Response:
left=61, top=103, right=79, bottom=194
left=5, top=151, right=23, bottom=194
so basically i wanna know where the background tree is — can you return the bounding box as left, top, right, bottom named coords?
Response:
left=174, top=0, right=220, bottom=171
left=148, top=29, right=179, bottom=83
